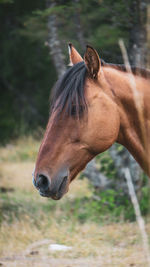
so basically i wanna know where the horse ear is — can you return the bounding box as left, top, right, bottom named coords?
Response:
left=68, top=43, right=83, bottom=66
left=84, top=45, right=101, bottom=79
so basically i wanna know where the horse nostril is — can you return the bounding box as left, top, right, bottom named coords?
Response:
left=36, top=174, right=50, bottom=192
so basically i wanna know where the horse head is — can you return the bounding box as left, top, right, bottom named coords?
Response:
left=33, top=44, right=120, bottom=199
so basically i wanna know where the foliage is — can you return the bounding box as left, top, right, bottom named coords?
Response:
left=0, top=0, right=136, bottom=142
left=0, top=0, right=57, bottom=143
left=97, top=150, right=117, bottom=180
left=1, top=185, right=150, bottom=227
left=0, top=0, right=13, bottom=3
left=94, top=147, right=150, bottom=220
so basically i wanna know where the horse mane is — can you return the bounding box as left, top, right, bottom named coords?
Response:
left=50, top=60, right=150, bottom=119
left=50, top=61, right=87, bottom=119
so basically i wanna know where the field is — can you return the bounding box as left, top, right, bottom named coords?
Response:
left=0, top=137, right=150, bottom=267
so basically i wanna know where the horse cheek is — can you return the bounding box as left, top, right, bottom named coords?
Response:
left=86, top=98, right=120, bottom=153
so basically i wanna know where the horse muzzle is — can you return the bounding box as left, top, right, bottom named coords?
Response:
left=33, top=170, right=69, bottom=200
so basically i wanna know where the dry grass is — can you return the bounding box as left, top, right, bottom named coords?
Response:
left=0, top=137, right=150, bottom=266
left=0, top=217, right=149, bottom=266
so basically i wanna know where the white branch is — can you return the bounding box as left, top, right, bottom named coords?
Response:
left=124, top=168, right=150, bottom=267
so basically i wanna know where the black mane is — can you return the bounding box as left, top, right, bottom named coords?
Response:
left=50, top=60, right=150, bottom=119
left=50, top=61, right=87, bottom=119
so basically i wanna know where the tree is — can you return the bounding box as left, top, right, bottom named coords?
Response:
left=147, top=4, right=150, bottom=68
left=128, top=0, right=147, bottom=67
left=46, top=0, right=66, bottom=77
left=109, top=0, right=148, bottom=200
left=73, top=0, right=86, bottom=50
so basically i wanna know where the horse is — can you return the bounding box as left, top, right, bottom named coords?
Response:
left=33, top=44, right=150, bottom=200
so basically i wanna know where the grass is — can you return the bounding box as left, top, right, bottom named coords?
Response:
left=0, top=137, right=150, bottom=266
left=0, top=136, right=40, bottom=162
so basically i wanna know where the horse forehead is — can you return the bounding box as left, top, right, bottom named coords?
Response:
left=48, top=115, right=77, bottom=136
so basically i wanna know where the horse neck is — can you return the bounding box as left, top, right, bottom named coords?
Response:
left=104, top=67, right=150, bottom=175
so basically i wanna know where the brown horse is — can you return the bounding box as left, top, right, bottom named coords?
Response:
left=33, top=44, right=150, bottom=200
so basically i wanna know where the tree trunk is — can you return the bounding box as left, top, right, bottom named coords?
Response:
left=109, top=145, right=143, bottom=199
left=108, top=0, right=148, bottom=199
left=147, top=4, right=150, bottom=68
left=129, top=0, right=147, bottom=68
left=73, top=0, right=86, bottom=50
left=46, top=0, right=66, bottom=78
left=82, top=159, right=113, bottom=191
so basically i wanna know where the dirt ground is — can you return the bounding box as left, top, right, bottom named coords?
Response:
left=0, top=250, right=147, bottom=267
left=0, top=255, right=105, bottom=267
left=0, top=245, right=148, bottom=267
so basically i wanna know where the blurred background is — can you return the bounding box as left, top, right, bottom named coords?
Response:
left=0, top=0, right=150, bottom=266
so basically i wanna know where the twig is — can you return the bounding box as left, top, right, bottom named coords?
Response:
left=124, top=168, right=150, bottom=267
left=119, top=39, right=150, bottom=267
left=119, top=39, right=149, bottom=173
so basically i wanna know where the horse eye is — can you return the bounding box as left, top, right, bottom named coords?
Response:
left=71, top=105, right=84, bottom=117
left=71, top=106, right=76, bottom=116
